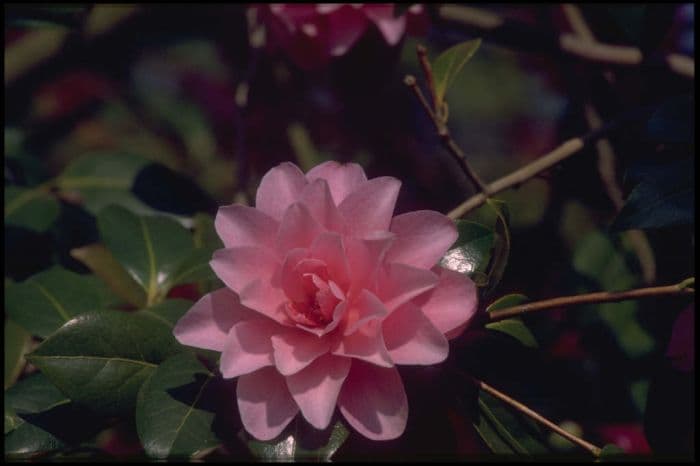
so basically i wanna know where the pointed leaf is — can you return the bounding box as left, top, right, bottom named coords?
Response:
left=484, top=199, right=511, bottom=295
left=440, top=220, right=495, bottom=277
left=5, top=319, right=31, bottom=389
left=486, top=294, right=529, bottom=313
left=4, top=186, right=59, bottom=233
left=5, top=266, right=118, bottom=338
left=136, top=353, right=220, bottom=459
left=486, top=318, right=538, bottom=348
left=432, top=39, right=482, bottom=105
left=26, top=309, right=186, bottom=416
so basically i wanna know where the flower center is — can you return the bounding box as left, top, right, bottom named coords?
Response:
left=284, top=273, right=341, bottom=328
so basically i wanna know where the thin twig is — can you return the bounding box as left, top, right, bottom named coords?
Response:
left=489, top=280, right=695, bottom=322
left=457, top=371, right=603, bottom=457
left=439, top=4, right=694, bottom=79
left=405, top=73, right=491, bottom=194
left=416, top=44, right=438, bottom=110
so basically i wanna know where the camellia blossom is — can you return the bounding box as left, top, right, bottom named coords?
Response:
left=256, top=4, right=428, bottom=69
left=174, top=161, right=477, bottom=441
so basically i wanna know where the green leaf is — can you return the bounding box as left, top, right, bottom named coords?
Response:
left=136, top=353, right=219, bottom=459
left=598, top=443, right=625, bottom=460
left=70, top=243, right=147, bottom=308
left=486, top=293, right=529, bottom=313
left=97, top=205, right=194, bottom=305
left=241, top=418, right=350, bottom=462
left=55, top=151, right=152, bottom=215
left=473, top=391, right=550, bottom=455
left=484, top=199, right=511, bottom=295
left=4, top=373, right=106, bottom=458
left=5, top=266, right=117, bottom=338
left=432, top=39, right=482, bottom=106
left=26, top=309, right=186, bottom=416
left=486, top=319, right=538, bottom=348
left=165, top=248, right=216, bottom=292
left=5, top=320, right=31, bottom=389
left=440, top=220, right=495, bottom=277
left=611, top=158, right=694, bottom=232
left=4, top=186, right=59, bottom=232
left=287, top=123, right=327, bottom=172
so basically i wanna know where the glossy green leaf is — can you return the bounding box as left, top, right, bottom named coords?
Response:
left=136, top=353, right=219, bottom=459
left=484, top=199, right=511, bottom=295
left=432, top=39, right=481, bottom=105
left=611, top=158, right=694, bottom=232
left=55, top=151, right=152, bottom=215
left=474, top=391, right=549, bottom=455
left=486, top=319, right=538, bottom=348
left=5, top=266, right=117, bottom=338
left=5, top=319, right=31, bottom=389
left=26, top=309, right=186, bottom=416
left=486, top=294, right=529, bottom=313
left=4, top=373, right=106, bottom=458
left=241, top=418, right=350, bottom=462
left=70, top=243, right=147, bottom=308
left=97, top=205, right=194, bottom=305
left=165, top=248, right=216, bottom=292
left=440, top=220, right=495, bottom=277
left=4, top=186, right=59, bottom=232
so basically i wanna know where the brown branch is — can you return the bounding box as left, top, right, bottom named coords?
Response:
left=438, top=4, right=694, bottom=79
left=489, top=280, right=695, bottom=322
left=404, top=73, right=491, bottom=194
left=458, top=372, right=603, bottom=456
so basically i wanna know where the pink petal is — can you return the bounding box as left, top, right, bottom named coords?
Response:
left=220, top=319, right=277, bottom=378
left=215, top=204, right=278, bottom=250
left=387, top=210, right=458, bottom=269
left=343, top=289, right=388, bottom=336
left=338, top=177, right=401, bottom=237
left=345, top=232, right=395, bottom=295
left=297, top=178, right=346, bottom=232
left=325, top=5, right=369, bottom=56
left=173, top=288, right=255, bottom=352
left=237, top=367, right=299, bottom=441
left=210, top=246, right=279, bottom=295
left=375, top=263, right=438, bottom=312
left=238, top=281, right=290, bottom=325
left=415, top=267, right=478, bottom=338
left=276, top=202, right=325, bottom=255
left=382, top=303, right=449, bottom=365
left=333, top=319, right=393, bottom=367
left=338, top=360, right=408, bottom=440
left=310, top=232, right=350, bottom=289
left=271, top=328, right=333, bottom=375
left=255, top=162, right=307, bottom=221
left=363, top=5, right=406, bottom=45
left=305, top=161, right=367, bottom=204
left=285, top=353, right=351, bottom=429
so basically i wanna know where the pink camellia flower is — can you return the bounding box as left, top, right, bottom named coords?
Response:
left=256, top=4, right=428, bottom=69
left=174, top=161, right=477, bottom=441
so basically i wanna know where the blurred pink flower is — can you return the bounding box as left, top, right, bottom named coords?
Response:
left=174, top=161, right=477, bottom=441
left=666, top=304, right=694, bottom=372
left=256, top=4, right=428, bottom=69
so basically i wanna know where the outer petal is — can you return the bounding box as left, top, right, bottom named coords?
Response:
left=386, top=210, right=458, bottom=269
left=382, top=303, right=448, bottom=365
left=237, top=367, right=299, bottom=441
left=220, top=319, right=277, bottom=379
left=345, top=232, right=394, bottom=295
left=255, top=162, right=307, bottom=221
left=338, top=360, right=408, bottom=441
left=343, top=289, right=388, bottom=336
left=305, top=161, right=367, bottom=204
left=325, top=5, right=369, bottom=56
left=333, top=319, right=393, bottom=368
left=338, top=177, right=400, bottom=237
left=276, top=203, right=325, bottom=255
left=285, top=353, right=351, bottom=429
left=215, top=205, right=278, bottom=250
left=297, top=178, right=346, bottom=232
left=173, top=288, right=255, bottom=352
left=375, top=263, right=438, bottom=312
left=271, top=328, right=333, bottom=375
left=415, top=267, right=478, bottom=338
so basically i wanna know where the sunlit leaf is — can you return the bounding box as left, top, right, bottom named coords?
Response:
left=440, top=220, right=495, bottom=277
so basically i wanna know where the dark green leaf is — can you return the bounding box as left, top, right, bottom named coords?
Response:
left=484, top=199, right=511, bottom=295
left=241, top=418, right=350, bottom=462
left=440, top=220, right=495, bottom=277
left=137, top=299, right=192, bottom=328
left=165, top=248, right=216, bottom=292
left=136, top=353, right=219, bottom=459
left=26, top=309, right=186, bottom=416
left=5, top=320, right=31, bottom=389
left=4, top=186, right=59, bottom=232
left=432, top=39, right=481, bottom=105
left=193, top=213, right=222, bottom=250
left=486, top=293, right=529, bottom=313
left=70, top=243, right=147, bottom=308
left=97, top=205, right=194, bottom=305
left=56, top=151, right=152, bottom=215
left=599, top=443, right=625, bottom=459
left=486, top=319, right=538, bottom=348
left=132, top=163, right=217, bottom=216
left=611, top=158, right=694, bottom=232
left=5, top=266, right=117, bottom=338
